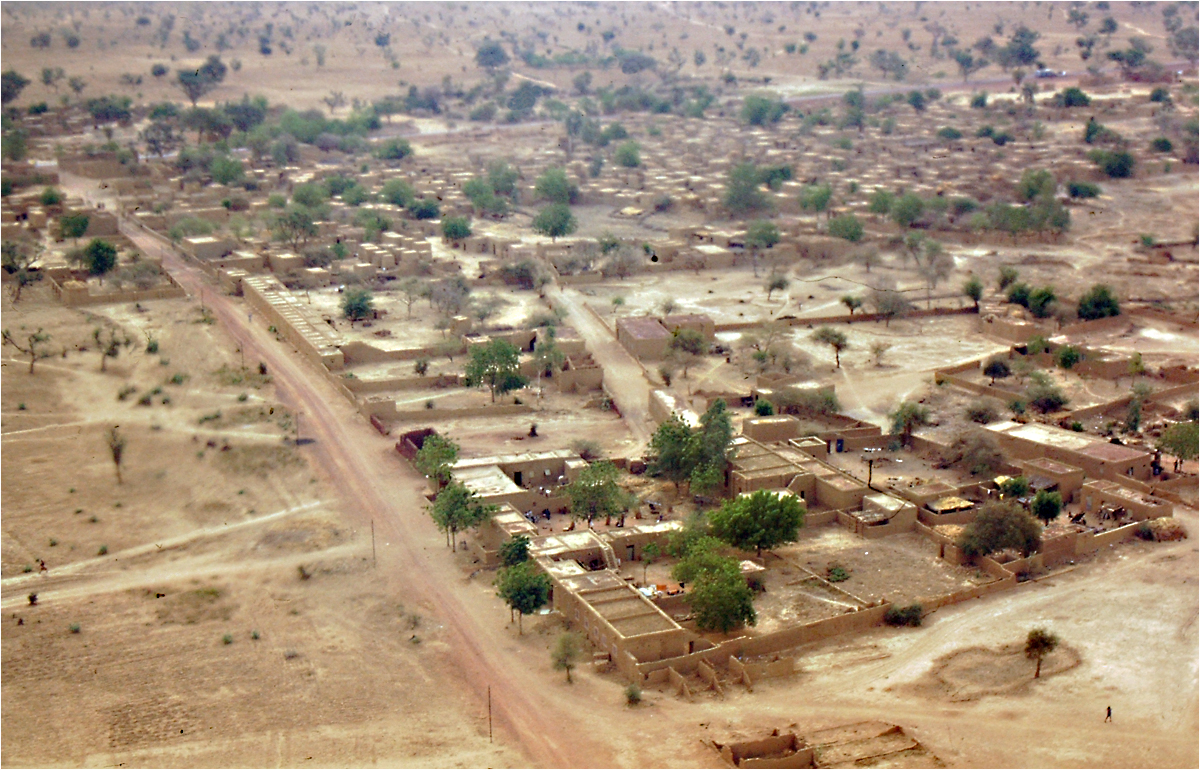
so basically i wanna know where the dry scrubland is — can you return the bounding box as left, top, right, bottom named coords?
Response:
left=3, top=1, right=1199, bottom=769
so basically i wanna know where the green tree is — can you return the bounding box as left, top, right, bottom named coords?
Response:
left=724, top=163, right=768, bottom=216
left=1157, top=421, right=1199, bottom=472
left=890, top=192, right=925, bottom=228
left=1025, top=627, right=1059, bottom=678
left=741, top=93, right=788, bottom=125
left=766, top=274, right=790, bottom=302
left=341, top=287, right=374, bottom=322
left=532, top=204, right=577, bottom=242
left=828, top=214, right=864, bottom=242
left=431, top=481, right=496, bottom=552
left=376, top=138, right=412, bottom=161
left=963, top=276, right=984, bottom=310
left=176, top=55, right=227, bottom=106
left=1, top=70, right=30, bottom=104
left=1077, top=284, right=1120, bottom=320
left=567, top=460, right=628, bottom=524
left=1030, top=489, right=1062, bottom=524
left=754, top=398, right=775, bottom=416
left=689, top=399, right=734, bottom=497
left=709, top=489, right=805, bottom=557
left=441, top=216, right=472, bottom=240
left=475, top=39, right=511, bottom=71
left=668, top=328, right=707, bottom=378
left=464, top=338, right=527, bottom=402
left=998, top=265, right=1020, bottom=291
left=984, top=357, right=1011, bottom=385
left=83, top=239, right=118, bottom=281
left=414, top=433, right=459, bottom=489
left=889, top=401, right=930, bottom=446
left=271, top=206, right=318, bottom=250
left=841, top=295, right=863, bottom=316
left=381, top=179, right=416, bottom=208
left=534, top=167, right=577, bottom=205
left=685, top=555, right=757, bottom=633
left=1056, top=345, right=1082, bottom=370
left=1000, top=476, right=1031, bottom=498
left=812, top=326, right=849, bottom=368
left=209, top=155, right=244, bottom=186
left=499, top=534, right=531, bottom=567
left=868, top=188, right=895, bottom=218
left=614, top=141, right=641, bottom=168
left=59, top=212, right=90, bottom=244
left=495, top=561, right=550, bottom=633
left=798, top=183, right=833, bottom=219
left=1017, top=169, right=1056, bottom=202
left=957, top=500, right=1042, bottom=558
left=1025, top=373, right=1069, bottom=413
left=551, top=632, right=583, bottom=683
left=647, top=414, right=696, bottom=491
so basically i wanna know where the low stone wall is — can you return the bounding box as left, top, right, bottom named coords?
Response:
left=919, top=575, right=1017, bottom=613
left=343, top=373, right=462, bottom=393
left=51, top=273, right=188, bottom=307
left=713, top=305, right=977, bottom=334
left=389, top=403, right=534, bottom=424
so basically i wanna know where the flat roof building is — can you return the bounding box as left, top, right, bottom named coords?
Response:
left=984, top=421, right=1153, bottom=482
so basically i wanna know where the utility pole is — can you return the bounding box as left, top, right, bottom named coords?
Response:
left=487, top=685, right=492, bottom=743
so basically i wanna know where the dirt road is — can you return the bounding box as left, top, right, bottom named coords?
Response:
left=55, top=174, right=616, bottom=768
left=548, top=284, right=655, bottom=449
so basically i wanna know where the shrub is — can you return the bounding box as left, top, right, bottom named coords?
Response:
left=827, top=214, right=864, bottom=242
left=1149, top=87, right=1171, bottom=103
left=1056, top=345, right=1082, bottom=369
left=753, top=398, right=775, bottom=416
left=971, top=92, right=988, bottom=109
left=624, top=682, right=643, bottom=706
left=965, top=400, right=999, bottom=424
left=1151, top=137, right=1173, bottom=153
left=1087, top=149, right=1135, bottom=178
left=936, top=126, right=963, bottom=140
left=826, top=563, right=849, bottom=583
left=97, top=545, right=108, bottom=555
left=884, top=604, right=922, bottom=627
left=222, top=633, right=234, bottom=645
left=70, top=623, right=81, bottom=634
left=1056, top=87, right=1091, bottom=107
left=1067, top=181, right=1100, bottom=199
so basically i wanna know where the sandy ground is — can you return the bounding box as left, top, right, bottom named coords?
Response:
left=3, top=2, right=1199, bottom=767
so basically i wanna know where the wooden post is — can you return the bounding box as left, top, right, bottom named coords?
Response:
left=487, top=685, right=492, bottom=743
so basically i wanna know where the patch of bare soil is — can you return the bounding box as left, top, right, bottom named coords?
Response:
left=904, top=642, right=1082, bottom=702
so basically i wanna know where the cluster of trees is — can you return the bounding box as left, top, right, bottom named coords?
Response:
left=646, top=399, right=734, bottom=499
left=462, top=160, right=519, bottom=216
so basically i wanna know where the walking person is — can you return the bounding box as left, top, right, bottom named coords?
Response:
left=1104, top=706, right=1112, bottom=723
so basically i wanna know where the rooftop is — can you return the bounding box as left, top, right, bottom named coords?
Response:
left=455, top=464, right=522, bottom=498
left=986, top=421, right=1148, bottom=462
left=618, top=317, right=672, bottom=340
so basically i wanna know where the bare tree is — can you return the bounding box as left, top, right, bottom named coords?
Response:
left=2, top=328, right=52, bottom=373
left=107, top=425, right=127, bottom=484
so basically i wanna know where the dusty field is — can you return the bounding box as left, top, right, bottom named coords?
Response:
left=1, top=289, right=519, bottom=768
